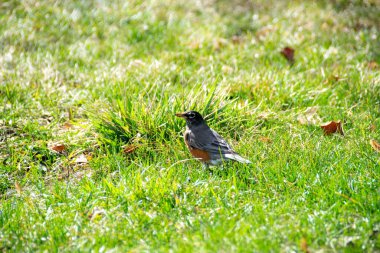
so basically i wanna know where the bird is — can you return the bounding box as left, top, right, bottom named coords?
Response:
left=175, top=111, right=251, bottom=166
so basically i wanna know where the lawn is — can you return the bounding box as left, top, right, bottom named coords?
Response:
left=1, top=0, right=379, bottom=252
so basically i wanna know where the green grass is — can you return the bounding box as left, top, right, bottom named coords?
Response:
left=1, top=0, right=380, bottom=251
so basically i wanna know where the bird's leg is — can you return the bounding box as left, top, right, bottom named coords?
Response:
left=202, top=163, right=213, bottom=175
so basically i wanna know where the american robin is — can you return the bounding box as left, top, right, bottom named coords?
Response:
left=175, top=111, right=251, bottom=165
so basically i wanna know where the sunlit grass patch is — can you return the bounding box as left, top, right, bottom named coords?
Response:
left=0, top=0, right=379, bottom=251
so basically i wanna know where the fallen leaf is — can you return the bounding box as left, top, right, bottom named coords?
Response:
left=75, top=154, right=88, bottom=163
left=297, top=107, right=320, bottom=125
left=300, top=237, right=310, bottom=253
left=259, top=136, right=272, bottom=143
left=123, top=145, right=138, bottom=154
left=370, top=139, right=380, bottom=152
left=368, top=61, right=379, bottom=70
left=62, top=122, right=73, bottom=129
left=15, top=182, right=22, bottom=194
left=369, top=124, right=376, bottom=132
left=321, top=121, right=344, bottom=136
left=281, top=47, right=295, bottom=64
left=51, top=144, right=66, bottom=153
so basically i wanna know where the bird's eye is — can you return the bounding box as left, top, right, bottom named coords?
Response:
left=188, top=113, right=195, bottom=119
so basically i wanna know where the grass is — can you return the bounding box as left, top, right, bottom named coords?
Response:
left=1, top=0, right=379, bottom=251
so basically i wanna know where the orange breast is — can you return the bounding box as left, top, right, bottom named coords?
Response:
left=189, top=147, right=211, bottom=162
left=184, top=131, right=211, bottom=163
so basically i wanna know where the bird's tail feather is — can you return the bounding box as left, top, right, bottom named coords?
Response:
left=224, top=154, right=251, bottom=164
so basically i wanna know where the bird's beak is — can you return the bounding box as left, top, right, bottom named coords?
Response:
left=175, top=113, right=186, bottom=118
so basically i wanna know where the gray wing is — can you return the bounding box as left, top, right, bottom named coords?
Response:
left=187, top=127, right=251, bottom=164
left=187, top=127, right=236, bottom=158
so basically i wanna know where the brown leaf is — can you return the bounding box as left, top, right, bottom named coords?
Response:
left=370, top=139, right=380, bottom=152
left=259, top=136, right=272, bottom=143
left=62, top=122, right=74, bottom=129
left=123, top=145, right=138, bottom=154
left=321, top=121, right=344, bottom=136
left=281, top=47, right=295, bottom=63
left=75, top=154, right=88, bottom=164
left=368, top=61, right=379, bottom=70
left=15, top=181, right=22, bottom=194
left=51, top=144, right=66, bottom=153
left=370, top=124, right=376, bottom=132
left=300, top=237, right=310, bottom=253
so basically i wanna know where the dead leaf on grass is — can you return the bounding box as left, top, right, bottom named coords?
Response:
left=15, top=182, right=22, bottom=194
left=50, top=143, right=66, bottom=153
left=259, top=136, right=272, bottom=143
left=281, top=47, right=295, bottom=64
left=297, top=107, right=321, bottom=125
left=300, top=237, right=310, bottom=253
left=62, top=122, right=74, bottom=129
left=370, top=139, right=380, bottom=152
left=368, top=61, right=379, bottom=70
left=123, top=144, right=138, bottom=154
left=369, top=124, right=376, bottom=132
left=321, top=121, right=344, bottom=136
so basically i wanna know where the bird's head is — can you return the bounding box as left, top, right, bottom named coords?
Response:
left=175, top=111, right=205, bottom=126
